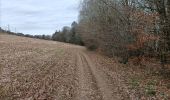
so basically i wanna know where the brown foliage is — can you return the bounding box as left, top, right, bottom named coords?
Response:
left=78, top=0, right=169, bottom=65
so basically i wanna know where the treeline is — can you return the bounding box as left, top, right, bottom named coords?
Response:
left=76, top=0, right=170, bottom=65
left=1, top=22, right=84, bottom=45
left=52, top=21, right=84, bottom=45
left=24, top=34, right=51, bottom=40
left=0, top=27, right=51, bottom=40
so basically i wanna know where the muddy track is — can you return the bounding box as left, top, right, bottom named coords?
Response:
left=76, top=51, right=119, bottom=100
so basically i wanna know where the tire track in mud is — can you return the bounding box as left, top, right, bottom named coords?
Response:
left=76, top=52, right=102, bottom=100
left=76, top=51, right=118, bottom=100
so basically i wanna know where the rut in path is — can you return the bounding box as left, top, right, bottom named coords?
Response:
left=76, top=51, right=119, bottom=100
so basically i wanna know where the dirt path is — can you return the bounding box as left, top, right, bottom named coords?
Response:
left=0, top=34, right=132, bottom=100
left=76, top=51, right=120, bottom=100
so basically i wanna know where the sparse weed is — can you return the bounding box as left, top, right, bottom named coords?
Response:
left=145, top=80, right=157, bottom=96
left=129, top=78, right=140, bottom=89
left=0, top=85, right=7, bottom=99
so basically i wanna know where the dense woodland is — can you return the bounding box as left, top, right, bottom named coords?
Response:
left=76, top=0, right=170, bottom=67
left=53, top=0, right=170, bottom=68
left=52, top=21, right=84, bottom=45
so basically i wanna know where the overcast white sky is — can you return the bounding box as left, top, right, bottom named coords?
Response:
left=0, top=0, right=80, bottom=35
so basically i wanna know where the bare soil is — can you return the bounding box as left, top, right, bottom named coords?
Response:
left=0, top=34, right=169, bottom=100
